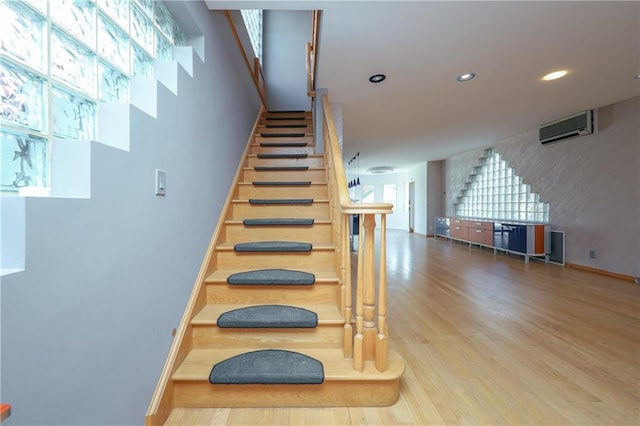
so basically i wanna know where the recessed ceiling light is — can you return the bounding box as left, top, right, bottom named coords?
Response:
left=456, top=72, right=476, bottom=82
left=369, top=74, right=386, bottom=83
left=543, top=70, right=568, bottom=81
left=635, top=74, right=640, bottom=80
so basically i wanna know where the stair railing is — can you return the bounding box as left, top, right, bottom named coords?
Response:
left=321, top=94, right=393, bottom=372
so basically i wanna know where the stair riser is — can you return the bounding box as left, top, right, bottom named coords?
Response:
left=172, top=380, right=401, bottom=408
left=228, top=203, right=330, bottom=219
left=222, top=223, right=333, bottom=243
left=191, top=327, right=343, bottom=349
left=237, top=185, right=328, bottom=199
left=248, top=156, right=324, bottom=168
left=251, top=146, right=315, bottom=155
left=214, top=250, right=335, bottom=270
left=242, top=169, right=326, bottom=182
left=206, top=283, right=339, bottom=305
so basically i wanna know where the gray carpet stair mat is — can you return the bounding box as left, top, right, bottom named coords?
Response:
left=227, top=269, right=315, bottom=286
left=209, top=350, right=324, bottom=385
left=260, top=133, right=306, bottom=138
left=268, top=110, right=306, bottom=114
left=254, top=166, right=309, bottom=171
left=252, top=181, right=311, bottom=186
left=234, top=241, right=312, bottom=252
left=265, top=124, right=307, bottom=128
left=217, top=305, right=318, bottom=328
left=248, top=198, right=313, bottom=205
left=259, top=142, right=308, bottom=147
left=243, top=218, right=314, bottom=226
left=257, top=153, right=308, bottom=159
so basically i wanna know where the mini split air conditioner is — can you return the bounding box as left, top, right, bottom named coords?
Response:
left=539, top=110, right=595, bottom=144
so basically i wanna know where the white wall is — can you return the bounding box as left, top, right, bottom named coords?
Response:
left=0, top=2, right=261, bottom=425
left=444, top=96, right=640, bottom=278
left=359, top=171, right=410, bottom=231
left=263, top=10, right=312, bottom=111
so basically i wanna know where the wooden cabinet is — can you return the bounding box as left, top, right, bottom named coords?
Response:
left=468, top=221, right=494, bottom=246
left=438, top=217, right=551, bottom=263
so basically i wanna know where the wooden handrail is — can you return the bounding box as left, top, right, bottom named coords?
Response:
left=225, top=11, right=267, bottom=107
left=320, top=93, right=392, bottom=373
left=321, top=96, right=393, bottom=215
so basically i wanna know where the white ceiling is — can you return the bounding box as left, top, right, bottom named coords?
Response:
left=207, top=1, right=640, bottom=173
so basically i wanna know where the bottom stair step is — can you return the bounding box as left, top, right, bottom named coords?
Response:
left=209, top=350, right=324, bottom=385
left=172, top=348, right=405, bottom=408
left=217, top=305, right=318, bottom=328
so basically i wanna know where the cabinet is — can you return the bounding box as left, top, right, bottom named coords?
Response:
left=436, top=217, right=551, bottom=263
left=435, top=217, right=450, bottom=238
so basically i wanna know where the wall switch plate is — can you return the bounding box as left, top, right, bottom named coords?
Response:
left=155, top=169, right=166, bottom=196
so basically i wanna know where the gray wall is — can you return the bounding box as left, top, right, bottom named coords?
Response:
left=426, top=161, right=444, bottom=236
left=444, top=96, right=640, bottom=278
left=0, top=2, right=261, bottom=425
left=263, top=10, right=312, bottom=111
left=407, top=163, right=427, bottom=235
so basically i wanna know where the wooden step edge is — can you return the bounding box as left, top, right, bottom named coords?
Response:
left=205, top=269, right=338, bottom=282
left=248, top=154, right=323, bottom=158
left=215, top=243, right=336, bottom=252
left=224, top=219, right=332, bottom=225
left=191, top=304, right=344, bottom=326
left=231, top=199, right=330, bottom=204
left=237, top=181, right=329, bottom=186
left=242, top=166, right=326, bottom=171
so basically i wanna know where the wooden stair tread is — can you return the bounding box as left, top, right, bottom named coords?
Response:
left=224, top=219, right=331, bottom=225
left=192, top=304, right=343, bottom=326
left=173, top=348, right=405, bottom=382
left=206, top=269, right=338, bottom=283
left=215, top=242, right=335, bottom=251
left=232, top=199, right=329, bottom=204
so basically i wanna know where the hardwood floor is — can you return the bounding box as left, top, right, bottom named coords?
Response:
left=164, top=230, right=640, bottom=425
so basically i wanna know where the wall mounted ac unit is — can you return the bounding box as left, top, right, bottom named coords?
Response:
left=539, top=110, right=594, bottom=144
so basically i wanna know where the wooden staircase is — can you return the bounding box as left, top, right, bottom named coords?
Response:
left=146, top=109, right=404, bottom=425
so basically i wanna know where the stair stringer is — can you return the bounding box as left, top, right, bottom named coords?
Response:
left=145, top=106, right=264, bottom=426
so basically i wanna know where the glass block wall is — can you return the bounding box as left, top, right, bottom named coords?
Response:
left=455, top=149, right=550, bottom=223
left=0, top=0, right=186, bottom=192
left=241, top=9, right=262, bottom=64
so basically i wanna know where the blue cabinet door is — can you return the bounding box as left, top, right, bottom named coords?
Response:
left=507, top=225, right=527, bottom=253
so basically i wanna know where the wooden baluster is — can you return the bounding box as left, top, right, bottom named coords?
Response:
left=376, top=214, right=388, bottom=371
left=354, top=213, right=365, bottom=371
left=362, top=214, right=377, bottom=361
left=343, top=213, right=353, bottom=358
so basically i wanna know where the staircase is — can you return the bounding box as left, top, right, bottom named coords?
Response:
left=146, top=109, right=404, bottom=425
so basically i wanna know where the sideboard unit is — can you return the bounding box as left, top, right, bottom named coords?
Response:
left=435, top=217, right=551, bottom=263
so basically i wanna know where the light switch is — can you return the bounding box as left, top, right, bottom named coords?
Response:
left=155, top=169, right=166, bottom=196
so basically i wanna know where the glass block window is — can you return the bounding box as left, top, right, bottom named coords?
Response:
left=0, top=0, right=187, bottom=193
left=455, top=149, right=550, bottom=223
left=241, top=9, right=262, bottom=64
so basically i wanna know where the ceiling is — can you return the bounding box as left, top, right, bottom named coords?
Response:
left=207, top=1, right=640, bottom=174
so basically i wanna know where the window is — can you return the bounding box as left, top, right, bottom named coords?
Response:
left=241, top=9, right=262, bottom=64
left=383, top=184, right=396, bottom=210
left=361, top=184, right=374, bottom=203
left=0, top=0, right=186, bottom=193
left=455, top=149, right=549, bottom=223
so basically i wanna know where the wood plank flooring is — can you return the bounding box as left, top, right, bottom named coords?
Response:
left=164, top=230, right=640, bottom=425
